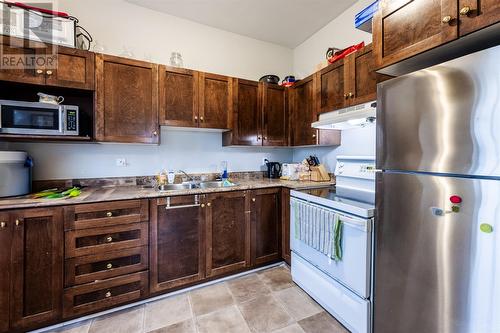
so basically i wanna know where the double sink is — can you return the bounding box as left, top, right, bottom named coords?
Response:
left=155, top=180, right=237, bottom=191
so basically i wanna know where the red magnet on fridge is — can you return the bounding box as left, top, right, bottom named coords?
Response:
left=450, top=195, right=462, bottom=204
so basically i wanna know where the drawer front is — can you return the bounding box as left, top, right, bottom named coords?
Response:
left=64, top=199, right=149, bottom=230
left=65, top=246, right=148, bottom=287
left=65, top=223, right=148, bottom=258
left=63, top=271, right=148, bottom=318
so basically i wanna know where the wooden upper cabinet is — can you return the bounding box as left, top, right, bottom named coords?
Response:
left=0, top=36, right=45, bottom=85
left=95, top=54, right=159, bottom=144
left=318, top=58, right=349, bottom=114
left=206, top=191, right=250, bottom=278
left=159, top=66, right=199, bottom=127
left=150, top=196, right=205, bottom=293
left=45, top=46, right=95, bottom=90
left=250, top=188, right=282, bottom=266
left=458, top=0, right=500, bottom=36
left=224, top=79, right=261, bottom=146
left=0, top=212, right=10, bottom=333
left=199, top=72, right=232, bottom=129
left=10, top=207, right=63, bottom=331
left=262, top=84, right=288, bottom=146
left=291, top=74, right=317, bottom=146
left=373, top=0, right=459, bottom=69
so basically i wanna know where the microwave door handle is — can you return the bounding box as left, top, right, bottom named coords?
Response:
left=59, top=107, right=64, bottom=133
left=0, top=106, right=2, bottom=129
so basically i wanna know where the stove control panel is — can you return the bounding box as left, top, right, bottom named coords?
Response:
left=335, top=157, right=376, bottom=180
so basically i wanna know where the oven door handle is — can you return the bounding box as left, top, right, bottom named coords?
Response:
left=337, top=214, right=371, bottom=232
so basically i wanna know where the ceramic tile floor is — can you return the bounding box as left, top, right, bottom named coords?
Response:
left=44, top=265, right=349, bottom=333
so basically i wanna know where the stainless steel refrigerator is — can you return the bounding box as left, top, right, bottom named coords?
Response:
left=375, top=45, right=500, bottom=333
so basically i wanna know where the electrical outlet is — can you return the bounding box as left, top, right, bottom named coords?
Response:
left=116, top=158, right=127, bottom=167
left=262, top=157, right=268, bottom=165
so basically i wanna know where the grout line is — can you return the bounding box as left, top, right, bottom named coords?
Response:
left=186, top=291, right=199, bottom=333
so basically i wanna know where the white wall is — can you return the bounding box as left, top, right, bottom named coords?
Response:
left=60, top=0, right=293, bottom=81
left=9, top=129, right=292, bottom=180
left=293, top=0, right=373, bottom=79
left=292, top=0, right=377, bottom=170
left=7, top=0, right=295, bottom=181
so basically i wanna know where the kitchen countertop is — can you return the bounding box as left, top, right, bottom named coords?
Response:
left=0, top=179, right=334, bottom=210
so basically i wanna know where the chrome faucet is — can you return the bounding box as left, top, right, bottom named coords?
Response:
left=178, top=170, right=196, bottom=183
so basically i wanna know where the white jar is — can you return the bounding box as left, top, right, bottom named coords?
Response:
left=0, top=151, right=31, bottom=197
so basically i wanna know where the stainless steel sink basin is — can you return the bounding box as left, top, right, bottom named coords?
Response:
left=199, top=181, right=236, bottom=188
left=158, top=183, right=197, bottom=191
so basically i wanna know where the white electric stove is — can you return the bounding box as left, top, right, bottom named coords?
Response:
left=290, top=156, right=376, bottom=333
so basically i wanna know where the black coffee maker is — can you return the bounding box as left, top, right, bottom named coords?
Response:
left=265, top=159, right=282, bottom=179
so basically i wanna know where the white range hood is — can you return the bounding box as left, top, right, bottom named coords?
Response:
left=312, top=101, right=376, bottom=130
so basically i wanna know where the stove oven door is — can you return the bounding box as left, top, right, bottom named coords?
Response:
left=290, top=197, right=373, bottom=298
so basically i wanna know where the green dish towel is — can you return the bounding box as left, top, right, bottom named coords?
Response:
left=331, top=214, right=343, bottom=261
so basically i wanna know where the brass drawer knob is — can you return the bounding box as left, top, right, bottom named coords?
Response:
left=15, top=219, right=21, bottom=226
left=348, top=92, right=354, bottom=98
left=312, top=134, right=317, bottom=138
left=105, top=291, right=112, bottom=298
left=252, top=198, right=256, bottom=202
left=106, top=263, right=113, bottom=269
left=0, top=222, right=6, bottom=228
left=344, top=93, right=349, bottom=99
left=46, top=70, right=53, bottom=75
left=459, top=6, right=471, bottom=15
left=36, top=69, right=44, bottom=75
left=442, top=15, right=452, bottom=23
left=106, top=236, right=113, bottom=243
left=106, top=212, right=113, bottom=217
left=200, top=116, right=204, bottom=122
left=207, top=202, right=211, bottom=207
left=201, top=203, right=205, bottom=208
left=152, top=131, right=158, bottom=136
left=194, top=116, right=198, bottom=121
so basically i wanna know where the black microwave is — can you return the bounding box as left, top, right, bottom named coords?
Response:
left=0, top=100, right=79, bottom=136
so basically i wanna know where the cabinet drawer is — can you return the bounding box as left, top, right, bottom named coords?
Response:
left=64, top=200, right=148, bottom=230
left=63, top=271, right=148, bottom=318
left=65, top=246, right=148, bottom=287
left=65, top=223, right=148, bottom=258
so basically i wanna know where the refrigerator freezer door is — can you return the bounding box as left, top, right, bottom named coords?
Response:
left=374, top=172, right=500, bottom=333
left=377, top=45, right=500, bottom=177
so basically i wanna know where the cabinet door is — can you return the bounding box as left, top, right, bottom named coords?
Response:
left=159, top=66, right=199, bottom=127
left=199, top=72, right=232, bottom=129
left=280, top=189, right=291, bottom=265
left=150, top=196, right=205, bottom=293
left=10, top=208, right=63, bottom=331
left=458, top=0, right=500, bottom=36
left=262, top=84, right=288, bottom=146
left=318, top=59, right=349, bottom=113
left=45, top=46, right=95, bottom=90
left=373, top=0, right=458, bottom=69
left=0, top=36, right=45, bottom=85
left=347, top=44, right=378, bottom=105
left=95, top=54, right=159, bottom=143
left=291, top=75, right=317, bottom=146
left=224, top=79, right=261, bottom=146
left=206, top=191, right=250, bottom=278
left=250, top=188, right=282, bottom=266
left=0, top=213, right=11, bottom=333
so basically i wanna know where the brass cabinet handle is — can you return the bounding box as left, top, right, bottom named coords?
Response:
left=105, top=291, right=112, bottom=298
left=0, top=222, right=6, bottom=228
left=106, top=263, right=113, bottom=269
left=36, top=69, right=44, bottom=75
left=106, top=236, right=113, bottom=243
left=459, top=6, right=471, bottom=15
left=194, top=116, right=198, bottom=121
left=312, top=134, right=317, bottom=138
left=348, top=92, right=354, bottom=98
left=15, top=219, right=21, bottom=226
left=442, top=15, right=453, bottom=23
left=152, top=130, right=158, bottom=136
left=46, top=70, right=53, bottom=75
left=252, top=198, right=256, bottom=202
left=106, top=212, right=113, bottom=217
left=344, top=93, right=349, bottom=99
left=264, top=137, right=268, bottom=140
left=201, top=203, right=205, bottom=208
left=257, top=136, right=261, bottom=140
left=207, top=202, right=211, bottom=207
left=200, top=116, right=204, bottom=122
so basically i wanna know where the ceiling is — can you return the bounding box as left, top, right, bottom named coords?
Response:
left=125, top=0, right=358, bottom=48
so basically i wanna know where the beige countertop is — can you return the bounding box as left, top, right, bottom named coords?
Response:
left=0, top=179, right=334, bottom=211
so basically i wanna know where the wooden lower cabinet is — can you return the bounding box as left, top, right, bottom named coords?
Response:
left=281, top=189, right=291, bottom=265
left=150, top=195, right=205, bottom=293
left=0, top=212, right=11, bottom=333
left=10, top=207, right=64, bottom=331
left=206, top=191, right=251, bottom=278
left=250, top=188, right=282, bottom=266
